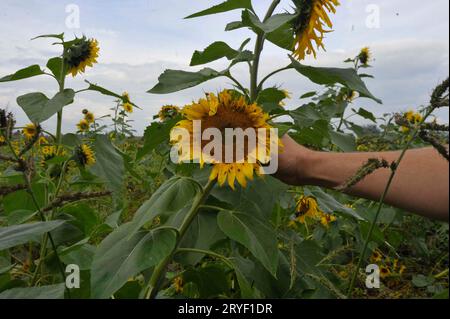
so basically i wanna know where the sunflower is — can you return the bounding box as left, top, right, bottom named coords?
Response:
left=65, top=37, right=100, bottom=77
left=292, top=0, right=340, bottom=60
left=158, top=105, right=180, bottom=121
left=77, top=119, right=90, bottom=132
left=171, top=90, right=279, bottom=189
left=122, top=92, right=131, bottom=104
left=370, top=251, right=383, bottom=264
left=82, top=109, right=95, bottom=124
left=320, top=213, right=337, bottom=227
left=75, top=144, right=96, bottom=166
left=294, top=195, right=323, bottom=223
left=401, top=110, right=423, bottom=133
left=173, top=277, right=184, bottom=294
left=280, top=90, right=292, bottom=107
left=358, top=47, right=371, bottom=66
left=23, top=124, right=37, bottom=139
left=380, top=266, right=391, bottom=279
left=0, top=135, right=5, bottom=146
left=123, top=102, right=133, bottom=113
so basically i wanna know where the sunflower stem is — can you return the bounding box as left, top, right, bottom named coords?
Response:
left=250, top=0, right=281, bottom=102
left=144, top=179, right=217, bottom=299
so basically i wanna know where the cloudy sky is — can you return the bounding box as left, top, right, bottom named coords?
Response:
left=0, top=0, right=448, bottom=133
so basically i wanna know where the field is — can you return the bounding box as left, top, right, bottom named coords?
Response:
left=0, top=0, right=449, bottom=300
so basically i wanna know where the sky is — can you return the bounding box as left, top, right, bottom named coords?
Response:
left=0, top=0, right=448, bottom=134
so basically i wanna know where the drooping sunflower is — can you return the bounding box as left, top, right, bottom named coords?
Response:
left=158, top=105, right=180, bottom=121
left=358, top=47, right=371, bottom=66
left=77, top=119, right=90, bottom=132
left=171, top=90, right=280, bottom=189
left=74, top=144, right=96, bottom=167
left=23, top=123, right=38, bottom=139
left=123, top=102, right=133, bottom=113
left=292, top=0, right=340, bottom=60
left=294, top=195, right=323, bottom=223
left=65, top=37, right=100, bottom=77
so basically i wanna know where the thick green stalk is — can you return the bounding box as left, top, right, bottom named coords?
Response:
left=250, top=0, right=281, bottom=102
left=144, top=179, right=216, bottom=299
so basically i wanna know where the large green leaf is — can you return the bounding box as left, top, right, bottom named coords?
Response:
left=289, top=57, right=382, bottom=104
left=0, top=284, right=65, bottom=299
left=46, top=57, right=63, bottom=79
left=183, top=265, right=229, bottom=298
left=217, top=210, right=279, bottom=276
left=130, top=177, right=201, bottom=235
left=242, top=11, right=297, bottom=34
left=185, top=0, right=253, bottom=19
left=0, top=221, right=66, bottom=251
left=177, top=212, right=226, bottom=265
left=190, top=42, right=238, bottom=66
left=0, top=65, right=44, bottom=82
left=329, top=131, right=356, bottom=152
left=16, top=89, right=75, bottom=123
left=136, top=117, right=179, bottom=160
left=266, top=22, right=295, bottom=50
left=91, top=223, right=176, bottom=299
left=91, top=135, right=124, bottom=194
left=289, top=104, right=326, bottom=129
left=148, top=68, right=224, bottom=94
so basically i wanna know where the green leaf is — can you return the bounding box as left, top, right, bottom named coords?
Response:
left=136, top=117, right=179, bottom=160
left=217, top=210, right=279, bottom=276
left=266, top=22, right=295, bottom=50
left=84, top=81, right=134, bottom=106
left=242, top=11, right=297, bottom=34
left=59, top=242, right=96, bottom=271
left=183, top=265, right=229, bottom=298
left=148, top=68, right=224, bottom=94
left=90, top=135, right=124, bottom=194
left=300, top=91, right=317, bottom=99
left=177, top=212, right=225, bottom=265
left=353, top=107, right=377, bottom=123
left=185, top=0, right=253, bottom=19
left=225, top=21, right=245, bottom=31
left=305, top=187, right=364, bottom=220
left=289, top=104, right=325, bottom=129
left=17, top=89, right=75, bottom=123
left=0, top=284, right=65, bottom=299
left=257, top=88, right=286, bottom=113
left=130, top=177, right=201, bottom=235
left=91, top=223, right=176, bottom=299
left=190, top=42, right=238, bottom=66
left=46, top=57, right=63, bottom=79
left=329, top=131, right=356, bottom=152
left=32, top=33, right=64, bottom=41
left=0, top=221, right=65, bottom=251
left=289, top=56, right=382, bottom=104
left=0, top=65, right=45, bottom=83
left=296, top=120, right=330, bottom=147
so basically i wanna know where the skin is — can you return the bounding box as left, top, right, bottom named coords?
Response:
left=275, top=135, right=449, bottom=222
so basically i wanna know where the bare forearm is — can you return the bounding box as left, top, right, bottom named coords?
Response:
left=301, top=148, right=449, bottom=221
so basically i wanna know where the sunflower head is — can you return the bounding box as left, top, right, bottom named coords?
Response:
left=23, top=123, right=38, bottom=140
left=370, top=251, right=383, bottom=263
left=171, top=90, right=280, bottom=189
left=77, top=119, right=90, bottom=132
left=173, top=277, right=184, bottom=294
left=295, top=195, right=322, bottom=223
left=380, top=266, right=391, bottom=279
left=65, top=37, right=99, bottom=77
left=0, top=135, right=5, bottom=146
left=74, top=144, right=96, bottom=167
left=358, top=47, right=371, bottom=66
left=401, top=110, right=423, bottom=133
left=292, top=0, right=340, bottom=60
left=123, top=102, right=133, bottom=113
left=158, top=105, right=180, bottom=121
left=320, top=213, right=337, bottom=227
left=122, top=92, right=131, bottom=104
left=84, top=111, right=95, bottom=124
